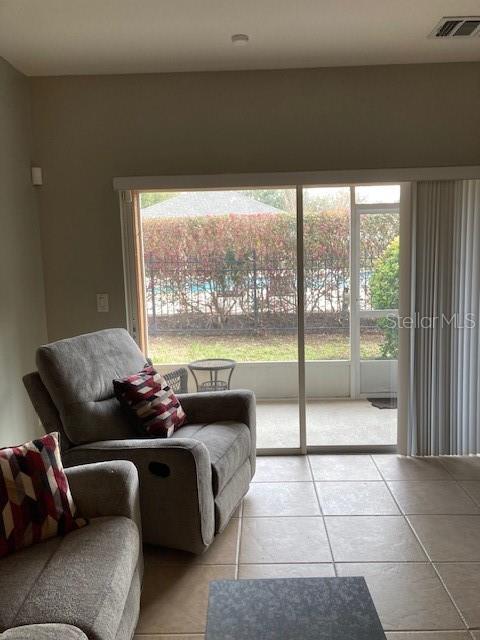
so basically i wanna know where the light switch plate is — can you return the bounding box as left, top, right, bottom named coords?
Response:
left=96, top=293, right=109, bottom=313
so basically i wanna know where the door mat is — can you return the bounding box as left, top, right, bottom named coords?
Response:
left=367, top=396, right=397, bottom=410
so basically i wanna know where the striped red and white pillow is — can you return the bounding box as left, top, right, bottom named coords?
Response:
left=0, top=432, right=87, bottom=558
left=113, top=365, right=186, bottom=437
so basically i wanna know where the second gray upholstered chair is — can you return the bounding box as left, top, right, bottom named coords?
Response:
left=23, top=328, right=256, bottom=554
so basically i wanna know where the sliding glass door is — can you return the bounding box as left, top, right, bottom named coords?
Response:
left=303, top=187, right=351, bottom=446
left=356, top=186, right=400, bottom=446
left=305, top=184, right=399, bottom=447
left=137, top=188, right=300, bottom=451
left=124, top=182, right=401, bottom=452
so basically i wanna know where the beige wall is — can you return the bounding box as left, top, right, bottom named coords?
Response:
left=31, top=62, right=480, bottom=341
left=0, top=58, right=47, bottom=447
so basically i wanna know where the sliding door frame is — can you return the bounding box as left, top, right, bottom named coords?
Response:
left=296, top=186, right=307, bottom=455
left=116, top=165, right=480, bottom=456
left=351, top=192, right=401, bottom=401
left=350, top=186, right=361, bottom=399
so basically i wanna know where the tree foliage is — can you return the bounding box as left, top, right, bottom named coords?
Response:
left=140, top=192, right=177, bottom=208
left=370, top=237, right=400, bottom=358
left=142, top=210, right=399, bottom=331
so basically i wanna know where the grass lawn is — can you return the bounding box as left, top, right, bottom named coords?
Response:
left=148, top=333, right=385, bottom=363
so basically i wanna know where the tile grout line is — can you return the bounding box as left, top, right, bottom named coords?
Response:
left=243, top=512, right=477, bottom=517
left=307, top=455, right=337, bottom=576
left=133, top=635, right=204, bottom=638
left=234, top=502, right=244, bottom=580
left=253, top=479, right=391, bottom=483
left=454, top=479, right=480, bottom=510
left=371, top=455, right=471, bottom=633
left=437, top=456, right=480, bottom=511
left=437, top=457, right=457, bottom=479
left=427, top=551, right=471, bottom=633
left=238, top=560, right=442, bottom=565
left=134, top=629, right=476, bottom=640
left=132, top=636, right=477, bottom=639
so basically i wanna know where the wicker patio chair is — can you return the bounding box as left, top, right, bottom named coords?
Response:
left=163, top=366, right=189, bottom=394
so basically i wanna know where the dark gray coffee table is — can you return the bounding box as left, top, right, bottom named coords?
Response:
left=205, top=577, right=386, bottom=639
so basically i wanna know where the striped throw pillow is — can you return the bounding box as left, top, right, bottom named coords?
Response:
left=0, top=432, right=87, bottom=558
left=113, top=365, right=186, bottom=437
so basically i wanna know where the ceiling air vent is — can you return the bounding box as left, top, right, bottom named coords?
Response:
left=430, top=16, right=480, bottom=38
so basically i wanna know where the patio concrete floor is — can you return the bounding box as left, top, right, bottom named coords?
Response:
left=256, top=399, right=397, bottom=449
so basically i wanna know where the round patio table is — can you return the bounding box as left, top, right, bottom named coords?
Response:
left=188, top=358, right=236, bottom=392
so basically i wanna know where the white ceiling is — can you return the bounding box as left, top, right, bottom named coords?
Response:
left=1, top=0, right=480, bottom=76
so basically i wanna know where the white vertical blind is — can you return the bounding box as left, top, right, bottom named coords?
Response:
left=408, top=180, right=480, bottom=455
left=451, top=180, right=480, bottom=454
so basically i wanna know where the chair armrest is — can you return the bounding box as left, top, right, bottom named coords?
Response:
left=1, top=624, right=87, bottom=640
left=63, top=438, right=215, bottom=552
left=65, top=460, right=141, bottom=536
left=178, top=389, right=256, bottom=430
left=178, top=389, right=256, bottom=475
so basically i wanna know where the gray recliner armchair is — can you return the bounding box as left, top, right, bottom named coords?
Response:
left=23, top=328, right=256, bottom=554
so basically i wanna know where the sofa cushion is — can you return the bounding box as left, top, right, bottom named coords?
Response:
left=36, top=329, right=146, bottom=445
left=0, top=535, right=61, bottom=631
left=0, top=432, right=86, bottom=558
left=1, top=624, right=87, bottom=640
left=175, top=421, right=250, bottom=495
left=113, top=366, right=186, bottom=437
left=0, top=516, right=139, bottom=640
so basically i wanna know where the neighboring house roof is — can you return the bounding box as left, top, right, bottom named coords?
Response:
left=141, top=191, right=284, bottom=218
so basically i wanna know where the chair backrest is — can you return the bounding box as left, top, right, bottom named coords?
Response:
left=32, top=328, right=147, bottom=445
left=23, top=371, right=71, bottom=450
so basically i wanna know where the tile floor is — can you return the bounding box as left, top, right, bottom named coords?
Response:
left=134, top=454, right=480, bottom=639
left=256, top=399, right=397, bottom=448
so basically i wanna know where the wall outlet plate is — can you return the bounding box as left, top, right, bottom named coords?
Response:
left=96, top=293, right=109, bottom=313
